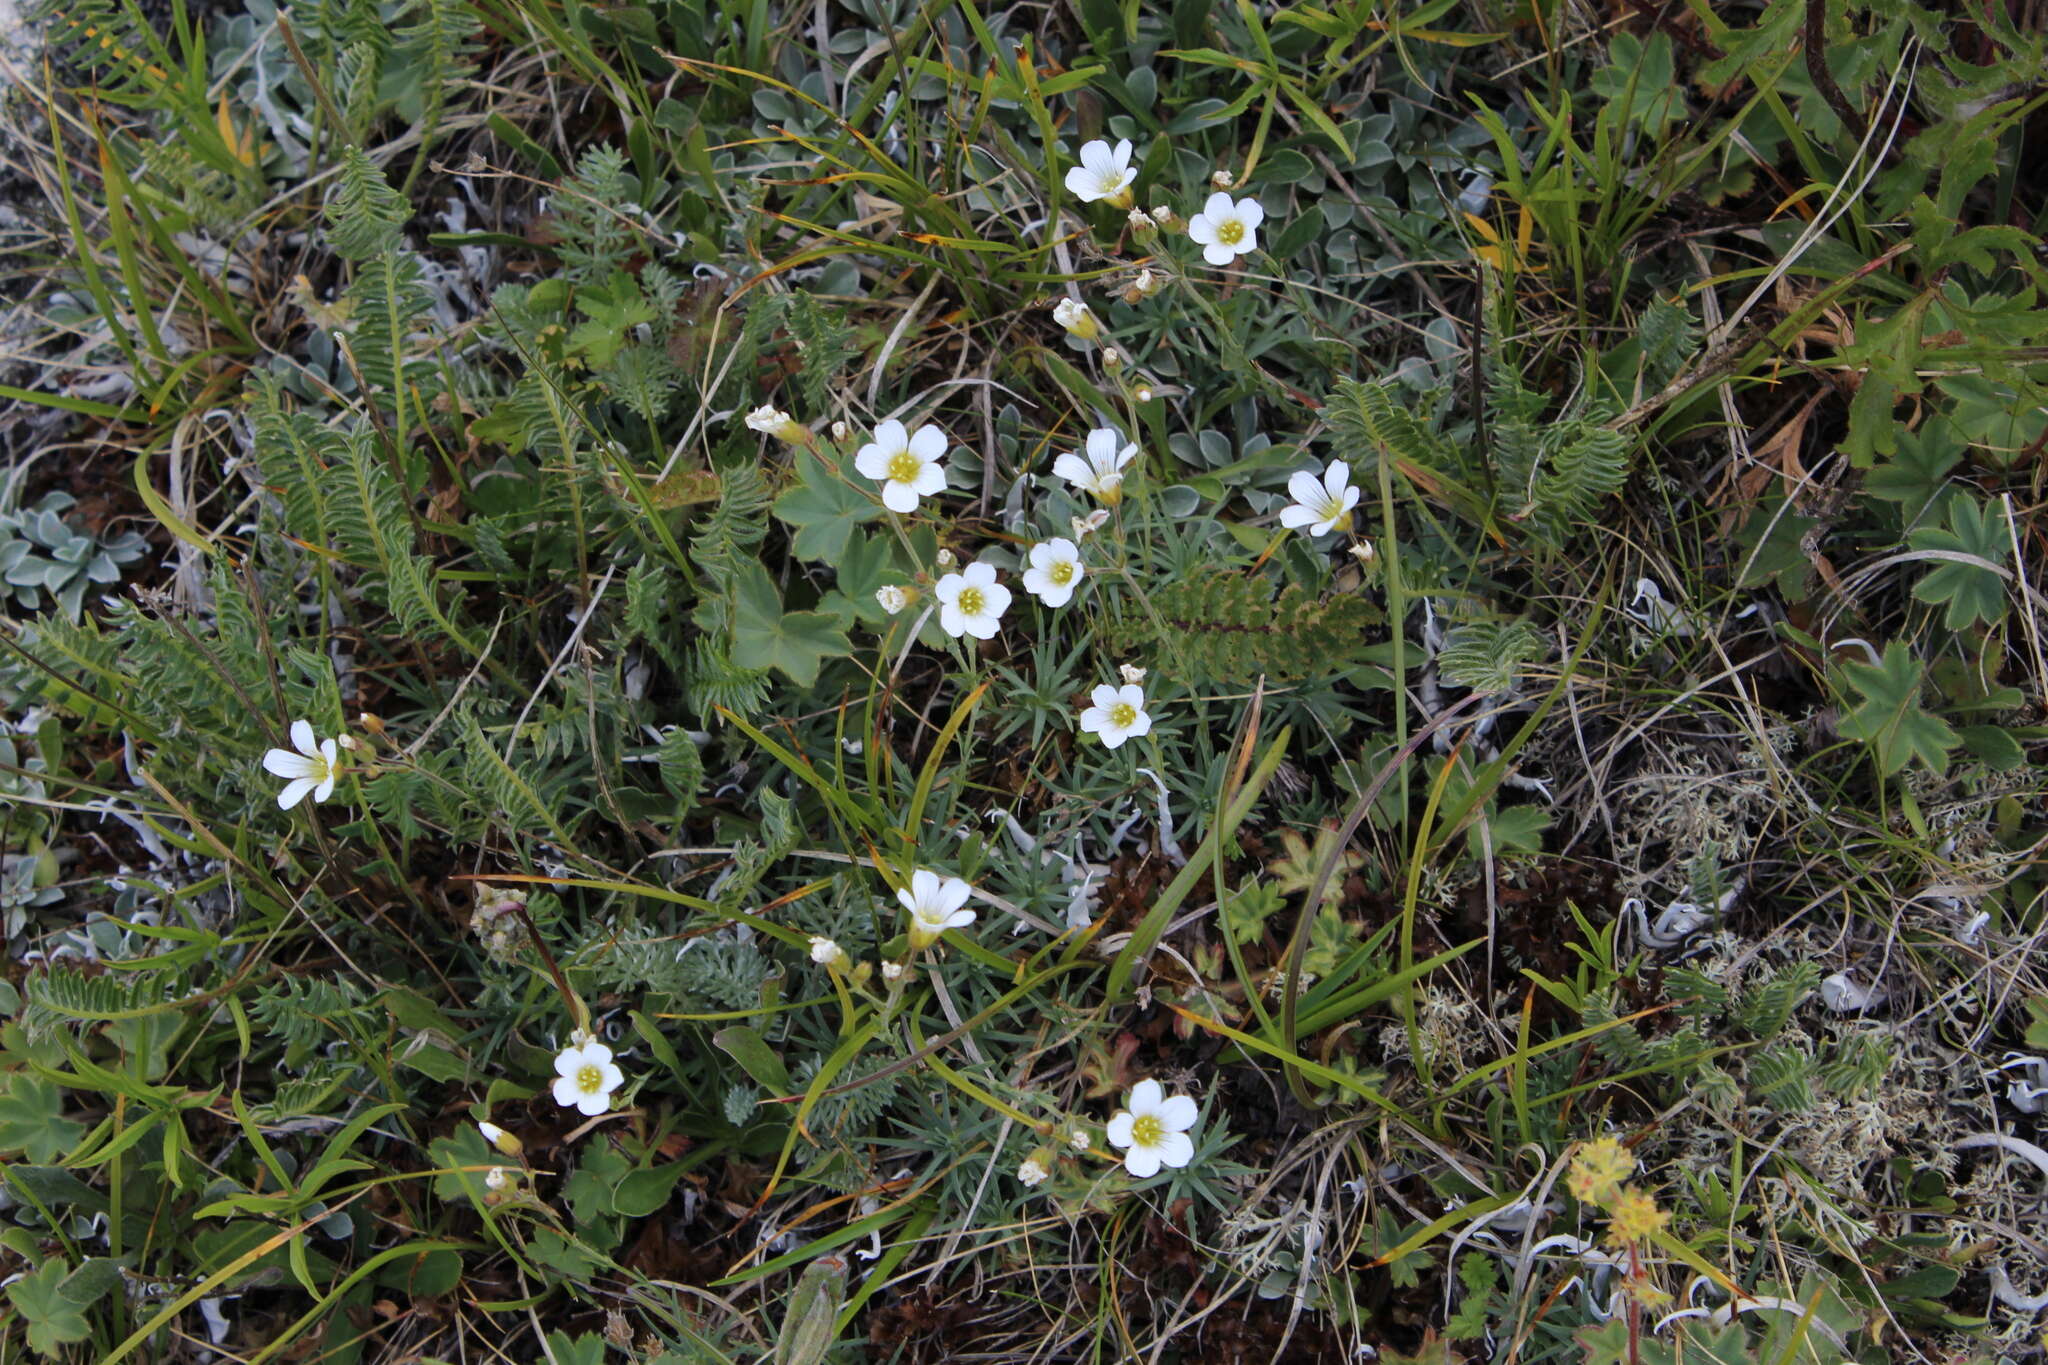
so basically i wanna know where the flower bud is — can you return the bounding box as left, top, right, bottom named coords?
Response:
left=478, top=1121, right=524, bottom=1158
left=876, top=585, right=912, bottom=616
left=1120, top=269, right=1163, bottom=305
left=743, top=405, right=809, bottom=444
left=935, top=548, right=957, bottom=569
left=1052, top=298, right=1100, bottom=341
left=1210, top=168, right=1235, bottom=190
left=809, top=935, right=850, bottom=970
left=1071, top=509, right=1111, bottom=540
left=881, top=960, right=908, bottom=982
left=1100, top=347, right=1124, bottom=372
left=1018, top=1150, right=1054, bottom=1187
left=1119, top=664, right=1147, bottom=685
left=1127, top=207, right=1155, bottom=237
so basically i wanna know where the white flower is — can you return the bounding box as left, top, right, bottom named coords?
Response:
left=898, top=868, right=976, bottom=948
left=1052, top=298, right=1100, bottom=340
left=935, top=548, right=957, bottom=569
left=1211, top=168, right=1235, bottom=189
left=1079, top=683, right=1152, bottom=750
left=876, top=585, right=910, bottom=616
left=1186, top=191, right=1264, bottom=266
left=484, top=1165, right=511, bottom=1191
left=1018, top=1155, right=1050, bottom=1187
left=1069, top=1126, right=1092, bottom=1151
left=933, top=561, right=1011, bottom=640
left=1064, top=138, right=1137, bottom=207
left=1119, top=663, right=1147, bottom=686
left=478, top=1121, right=522, bottom=1157
left=809, top=935, right=849, bottom=969
left=831, top=420, right=850, bottom=440
left=1349, top=539, right=1377, bottom=563
left=1127, top=207, right=1155, bottom=235
left=742, top=405, right=804, bottom=441
left=1022, top=538, right=1085, bottom=608
left=551, top=1039, right=625, bottom=1117
left=854, top=419, right=949, bottom=514
left=1127, top=268, right=1162, bottom=301
left=1052, top=428, right=1139, bottom=505
left=1100, top=346, right=1123, bottom=371
left=1279, top=459, right=1361, bottom=538
left=262, top=720, right=341, bottom=810
left=881, top=960, right=907, bottom=982
left=1106, top=1079, right=1199, bottom=1178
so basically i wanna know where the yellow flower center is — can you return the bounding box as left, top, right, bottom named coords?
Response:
left=1130, top=1114, right=1164, bottom=1147
left=576, top=1064, right=603, bottom=1094
left=887, top=450, right=922, bottom=484
left=1048, top=560, right=1075, bottom=585
left=1215, top=218, right=1245, bottom=246
left=956, top=586, right=985, bottom=617
left=1109, top=702, right=1138, bottom=729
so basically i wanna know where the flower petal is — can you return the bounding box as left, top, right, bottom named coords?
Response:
left=1117, top=685, right=1146, bottom=710
left=1288, top=470, right=1325, bottom=506
left=963, top=561, right=997, bottom=587
left=1324, top=460, right=1350, bottom=499
left=1236, top=197, right=1265, bottom=230
left=854, top=444, right=889, bottom=479
left=912, top=463, right=949, bottom=496
left=290, top=719, right=317, bottom=756
left=264, top=748, right=314, bottom=778
left=939, top=604, right=967, bottom=637
left=1090, top=684, right=1121, bottom=709
left=873, top=418, right=907, bottom=452
left=966, top=613, right=999, bottom=640
left=1130, top=1078, right=1163, bottom=1114
left=277, top=777, right=315, bottom=810
left=1099, top=725, right=1128, bottom=748
left=556, top=1046, right=585, bottom=1077
left=1186, top=216, right=1217, bottom=245
left=1078, top=708, right=1105, bottom=733
left=881, top=480, right=919, bottom=514
left=1157, top=1095, right=1199, bottom=1131
left=577, top=1091, right=610, bottom=1116
left=910, top=869, right=940, bottom=904
left=312, top=773, right=336, bottom=804
left=1203, top=241, right=1236, bottom=266
left=1052, top=453, right=1091, bottom=487
left=1064, top=167, right=1095, bottom=198
left=981, top=582, right=1012, bottom=615
left=582, top=1042, right=614, bottom=1067
left=1106, top=1112, right=1136, bottom=1148
left=943, top=907, right=976, bottom=930
left=1111, top=138, right=1132, bottom=169
left=1123, top=711, right=1152, bottom=741
left=1278, top=505, right=1317, bottom=529
left=601, top=1063, right=624, bottom=1092
left=908, top=424, right=948, bottom=461
left=1152, top=1130, right=1194, bottom=1169
left=1203, top=191, right=1235, bottom=220
left=552, top=1075, right=584, bottom=1107
left=936, top=876, right=972, bottom=914
left=1124, top=1143, right=1163, bottom=1178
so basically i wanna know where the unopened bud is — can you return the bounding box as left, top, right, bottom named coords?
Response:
left=1052, top=298, right=1100, bottom=341
left=478, top=1121, right=524, bottom=1157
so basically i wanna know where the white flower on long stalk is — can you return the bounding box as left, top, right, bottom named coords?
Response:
left=1065, top=138, right=1137, bottom=208
left=854, top=419, right=950, bottom=514
left=1022, top=538, right=1085, bottom=608
left=1078, top=683, right=1152, bottom=750
left=809, top=935, right=849, bottom=970
left=1106, top=1078, right=1199, bottom=1178
left=1279, top=459, right=1360, bottom=538
left=898, top=868, right=976, bottom=948
left=933, top=562, right=1011, bottom=640
left=1187, top=191, right=1264, bottom=266
left=262, top=720, right=341, bottom=810
left=551, top=1039, right=625, bottom=1117
left=1053, top=429, right=1139, bottom=505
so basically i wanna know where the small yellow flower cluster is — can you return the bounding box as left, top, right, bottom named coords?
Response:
left=1567, top=1136, right=1669, bottom=1246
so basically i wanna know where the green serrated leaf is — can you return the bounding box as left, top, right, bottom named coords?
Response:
left=1908, top=495, right=2009, bottom=629
left=1835, top=642, right=1961, bottom=776
left=731, top=562, right=851, bottom=687
left=772, top=452, right=880, bottom=562
left=0, top=1073, right=85, bottom=1164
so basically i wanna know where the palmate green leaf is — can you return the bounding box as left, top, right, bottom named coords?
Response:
left=772, top=452, right=880, bottom=562
left=1908, top=494, right=2009, bottom=629
left=731, top=561, right=850, bottom=688
left=0, top=1072, right=84, bottom=1164
left=1835, top=642, right=1960, bottom=776
left=7, top=1257, right=123, bottom=1356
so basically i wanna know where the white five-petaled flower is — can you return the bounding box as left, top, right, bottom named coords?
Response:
left=1106, top=1078, right=1199, bottom=1178
left=933, top=561, right=1011, bottom=640
left=1064, top=138, right=1137, bottom=208
left=854, top=419, right=949, bottom=514
left=1053, top=428, right=1139, bottom=505
left=1079, top=683, right=1152, bottom=750
left=262, top=720, right=341, bottom=810
left=1279, top=459, right=1361, bottom=538
left=1187, top=191, right=1264, bottom=266
left=1022, top=538, right=1086, bottom=608
left=551, top=1039, right=625, bottom=1117
left=809, top=935, right=849, bottom=969
left=898, top=868, right=976, bottom=948
left=1052, top=298, right=1100, bottom=340
left=1018, top=1154, right=1051, bottom=1187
